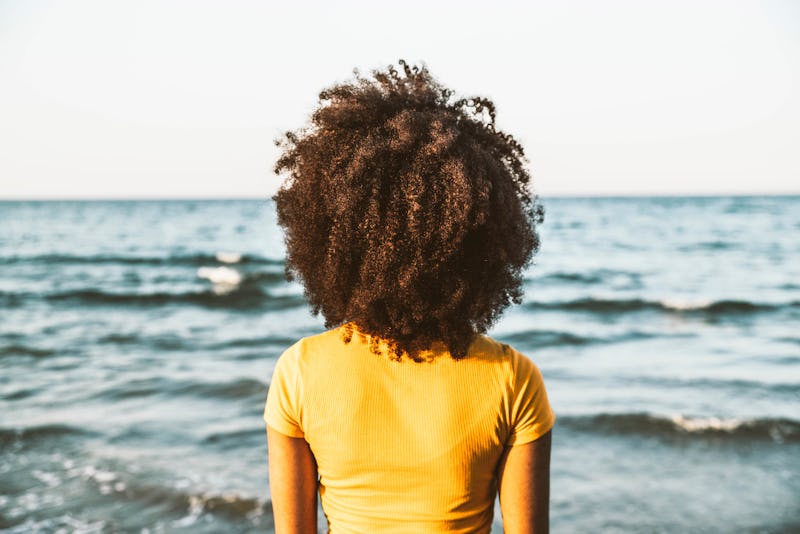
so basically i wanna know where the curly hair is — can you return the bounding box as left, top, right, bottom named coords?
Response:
left=272, top=60, right=544, bottom=361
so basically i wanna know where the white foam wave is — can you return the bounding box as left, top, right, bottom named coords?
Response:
left=215, top=251, right=242, bottom=264
left=660, top=297, right=713, bottom=311
left=670, top=415, right=744, bottom=432
left=197, top=266, right=242, bottom=294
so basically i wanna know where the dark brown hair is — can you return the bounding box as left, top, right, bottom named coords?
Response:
left=273, top=60, right=543, bottom=361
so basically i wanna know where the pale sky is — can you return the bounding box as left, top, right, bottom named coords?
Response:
left=0, top=0, right=798, bottom=199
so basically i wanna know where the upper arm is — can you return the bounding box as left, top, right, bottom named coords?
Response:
left=497, top=429, right=552, bottom=534
left=267, top=426, right=318, bottom=534
left=506, top=351, right=555, bottom=447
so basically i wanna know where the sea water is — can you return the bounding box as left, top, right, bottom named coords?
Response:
left=1, top=196, right=798, bottom=533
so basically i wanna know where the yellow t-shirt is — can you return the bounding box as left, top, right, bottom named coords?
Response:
left=264, top=324, right=556, bottom=533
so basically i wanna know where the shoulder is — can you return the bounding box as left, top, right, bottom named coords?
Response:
left=274, top=326, right=351, bottom=370
left=268, top=327, right=347, bottom=402
left=472, top=334, right=546, bottom=386
left=472, top=334, right=537, bottom=366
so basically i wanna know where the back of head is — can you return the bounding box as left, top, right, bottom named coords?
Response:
left=273, top=60, right=544, bottom=361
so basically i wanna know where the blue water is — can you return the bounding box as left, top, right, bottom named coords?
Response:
left=1, top=196, right=798, bottom=533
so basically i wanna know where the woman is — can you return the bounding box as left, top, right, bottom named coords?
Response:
left=265, top=60, right=555, bottom=533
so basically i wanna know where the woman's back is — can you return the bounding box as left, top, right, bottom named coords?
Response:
left=266, top=60, right=554, bottom=533
left=265, top=324, right=555, bottom=533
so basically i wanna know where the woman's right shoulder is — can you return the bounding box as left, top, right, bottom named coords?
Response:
left=470, top=333, right=514, bottom=360
left=473, top=334, right=543, bottom=376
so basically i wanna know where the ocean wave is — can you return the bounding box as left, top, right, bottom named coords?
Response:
left=538, top=272, right=605, bottom=284
left=499, top=330, right=595, bottom=347
left=116, top=481, right=269, bottom=523
left=3, top=388, right=36, bottom=401
left=207, top=335, right=302, bottom=350
left=536, top=269, right=642, bottom=286
left=95, top=332, right=297, bottom=353
left=622, top=375, right=800, bottom=396
left=676, top=240, right=738, bottom=252
left=197, top=265, right=243, bottom=286
left=762, top=354, right=800, bottom=365
left=0, top=424, right=95, bottom=448
left=97, top=333, right=140, bottom=345
left=183, top=378, right=268, bottom=400
left=194, top=266, right=290, bottom=295
left=0, top=344, right=57, bottom=357
left=38, top=286, right=305, bottom=310
left=523, top=297, right=799, bottom=315
left=197, top=266, right=243, bottom=295
left=215, top=251, right=243, bottom=264
left=0, top=292, right=24, bottom=308
left=0, top=515, right=110, bottom=534
left=497, top=329, right=660, bottom=348
left=203, top=428, right=264, bottom=447
left=558, top=412, right=800, bottom=443
left=1, top=252, right=283, bottom=267
left=7, top=264, right=296, bottom=310
left=52, top=461, right=270, bottom=524
left=0, top=466, right=271, bottom=531
left=97, top=333, right=189, bottom=351
left=94, top=377, right=267, bottom=402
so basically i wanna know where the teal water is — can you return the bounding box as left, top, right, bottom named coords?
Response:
left=1, top=196, right=798, bottom=533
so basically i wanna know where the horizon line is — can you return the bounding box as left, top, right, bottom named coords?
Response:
left=1, top=191, right=799, bottom=202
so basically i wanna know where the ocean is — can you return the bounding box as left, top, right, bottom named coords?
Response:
left=1, top=196, right=798, bottom=533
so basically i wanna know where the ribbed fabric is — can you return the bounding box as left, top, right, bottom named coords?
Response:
left=264, top=324, right=556, bottom=534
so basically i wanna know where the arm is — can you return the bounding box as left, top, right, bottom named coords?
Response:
left=267, top=426, right=318, bottom=534
left=497, top=429, right=552, bottom=534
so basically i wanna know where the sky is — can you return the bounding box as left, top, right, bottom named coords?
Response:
left=0, top=0, right=798, bottom=199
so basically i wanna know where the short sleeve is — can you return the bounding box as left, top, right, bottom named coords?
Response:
left=506, top=350, right=556, bottom=446
left=264, top=341, right=305, bottom=438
